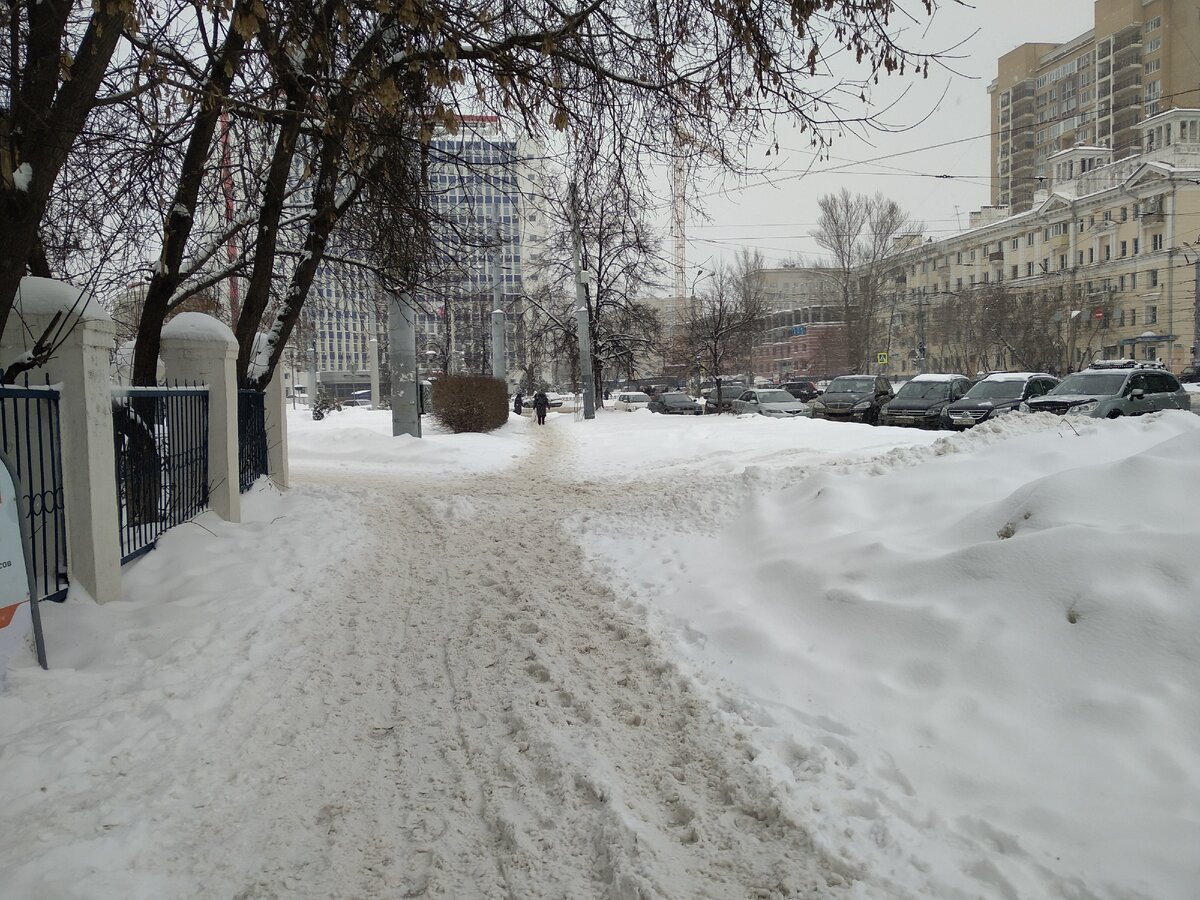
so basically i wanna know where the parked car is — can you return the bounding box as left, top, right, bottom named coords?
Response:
left=613, top=391, right=652, bottom=411
left=878, top=373, right=971, bottom=428
left=342, top=398, right=372, bottom=408
left=730, top=388, right=812, bottom=418
left=808, top=375, right=894, bottom=424
left=943, top=372, right=1059, bottom=429
left=702, top=384, right=746, bottom=414
left=647, top=392, right=704, bottom=415
left=781, top=380, right=820, bottom=401
left=1023, top=360, right=1191, bottom=418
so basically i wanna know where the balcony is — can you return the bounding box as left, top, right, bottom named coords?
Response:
left=1112, top=51, right=1142, bottom=74
left=1112, top=75, right=1143, bottom=98
left=1112, top=29, right=1143, bottom=55
left=988, top=250, right=1004, bottom=262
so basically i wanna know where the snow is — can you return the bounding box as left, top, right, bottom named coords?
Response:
left=1, top=406, right=1197, bottom=898
left=160, top=311, right=235, bottom=344
left=287, top=405, right=533, bottom=475
left=12, top=162, right=31, bottom=191
left=12, top=276, right=110, bottom=322
left=906, top=372, right=965, bottom=382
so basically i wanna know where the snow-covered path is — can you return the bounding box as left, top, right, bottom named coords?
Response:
left=135, top=426, right=844, bottom=898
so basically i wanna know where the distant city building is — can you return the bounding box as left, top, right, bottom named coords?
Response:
left=418, top=116, right=546, bottom=384
left=750, top=266, right=848, bottom=379
left=990, top=0, right=1200, bottom=212
left=883, top=108, right=1200, bottom=375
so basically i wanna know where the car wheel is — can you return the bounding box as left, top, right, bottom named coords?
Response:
left=1107, top=410, right=1122, bottom=419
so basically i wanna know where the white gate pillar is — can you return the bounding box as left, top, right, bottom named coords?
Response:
left=160, top=314, right=241, bottom=523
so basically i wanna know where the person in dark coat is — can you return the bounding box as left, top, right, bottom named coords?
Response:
left=532, top=390, right=550, bottom=425
left=514, top=392, right=524, bottom=415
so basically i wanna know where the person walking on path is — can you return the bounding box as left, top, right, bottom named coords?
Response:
left=514, top=392, right=524, bottom=415
left=533, top=390, right=550, bottom=425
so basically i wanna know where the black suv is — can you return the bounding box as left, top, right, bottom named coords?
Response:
left=943, top=372, right=1059, bottom=429
left=782, top=380, right=819, bottom=401
left=879, top=374, right=972, bottom=428
left=647, top=392, right=703, bottom=415
left=809, top=375, right=894, bottom=424
left=1024, top=360, right=1191, bottom=418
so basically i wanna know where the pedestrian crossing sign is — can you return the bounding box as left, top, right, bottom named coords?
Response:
left=876, top=352, right=889, bottom=365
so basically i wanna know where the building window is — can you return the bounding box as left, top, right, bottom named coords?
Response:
left=1011, top=264, right=1019, bottom=278
left=1130, top=309, right=1137, bottom=326
left=1146, top=36, right=1162, bottom=54
left=1011, top=238, right=1019, bottom=250
left=1104, top=244, right=1111, bottom=261
left=1151, top=233, right=1164, bottom=251
left=1026, top=262, right=1035, bottom=277
left=1147, top=305, right=1158, bottom=324
left=1078, top=251, right=1085, bottom=265
left=1026, top=233, right=1035, bottom=246
left=1059, top=254, right=1067, bottom=270
left=1118, top=309, right=1126, bottom=326
left=1133, top=237, right=1140, bottom=254
left=1149, top=268, right=1159, bottom=287
left=1119, top=241, right=1127, bottom=257
left=1146, top=15, right=1161, bottom=31
left=956, top=251, right=963, bottom=264
left=1089, top=247, right=1095, bottom=263
left=1119, top=274, right=1126, bottom=291
left=1131, top=273, right=1137, bottom=289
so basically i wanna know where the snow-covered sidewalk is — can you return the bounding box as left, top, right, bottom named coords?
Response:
left=2, top=407, right=1198, bottom=899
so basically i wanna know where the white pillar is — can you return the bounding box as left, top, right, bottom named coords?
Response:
left=1, top=278, right=121, bottom=604
left=159, top=313, right=241, bottom=523
left=265, top=363, right=289, bottom=490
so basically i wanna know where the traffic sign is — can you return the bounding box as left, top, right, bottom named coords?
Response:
left=876, top=352, right=889, bottom=365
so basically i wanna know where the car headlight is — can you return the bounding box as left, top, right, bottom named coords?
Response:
left=1065, top=400, right=1099, bottom=415
left=810, top=401, right=825, bottom=411
left=925, top=406, right=942, bottom=416
left=853, top=400, right=873, bottom=411
left=1018, top=402, right=1031, bottom=413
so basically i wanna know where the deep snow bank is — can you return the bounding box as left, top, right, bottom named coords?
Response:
left=575, top=412, right=1200, bottom=899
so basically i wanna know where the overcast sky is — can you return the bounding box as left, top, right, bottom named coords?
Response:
left=684, top=0, right=1098, bottom=277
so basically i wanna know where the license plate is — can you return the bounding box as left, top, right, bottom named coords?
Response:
left=894, top=415, right=914, bottom=424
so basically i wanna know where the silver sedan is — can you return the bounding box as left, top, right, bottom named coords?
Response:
left=730, top=388, right=812, bottom=418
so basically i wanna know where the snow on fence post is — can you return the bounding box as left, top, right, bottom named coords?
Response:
left=0, top=277, right=121, bottom=604
left=160, top=313, right=241, bottom=523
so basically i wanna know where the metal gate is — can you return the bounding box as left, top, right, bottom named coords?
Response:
left=113, top=386, right=210, bottom=563
left=0, top=382, right=68, bottom=602
left=237, top=388, right=268, bottom=493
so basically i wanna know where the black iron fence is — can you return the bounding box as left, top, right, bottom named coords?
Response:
left=0, top=381, right=68, bottom=602
left=237, top=388, right=268, bottom=493
left=112, top=386, right=209, bottom=563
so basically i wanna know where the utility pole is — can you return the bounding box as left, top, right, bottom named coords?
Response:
left=388, top=291, right=421, bottom=438
left=492, top=221, right=506, bottom=382
left=571, top=184, right=596, bottom=419
left=308, top=338, right=318, bottom=408
left=368, top=304, right=381, bottom=409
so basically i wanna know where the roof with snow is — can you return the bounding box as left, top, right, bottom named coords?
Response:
left=14, top=277, right=110, bottom=323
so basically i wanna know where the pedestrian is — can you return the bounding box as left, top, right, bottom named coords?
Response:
left=533, top=389, right=550, bottom=425
left=514, top=391, right=524, bottom=415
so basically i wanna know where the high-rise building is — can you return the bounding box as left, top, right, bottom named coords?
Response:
left=419, top=116, right=546, bottom=384
left=989, top=0, right=1200, bottom=213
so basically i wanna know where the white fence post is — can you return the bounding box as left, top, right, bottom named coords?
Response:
left=1, top=278, right=121, bottom=604
left=265, top=364, right=289, bottom=490
left=160, top=314, right=241, bottom=524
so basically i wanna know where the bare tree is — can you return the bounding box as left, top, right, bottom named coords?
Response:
left=678, top=250, right=770, bottom=409
left=812, top=189, right=921, bottom=371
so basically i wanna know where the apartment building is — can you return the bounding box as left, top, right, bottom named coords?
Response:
left=749, top=266, right=848, bottom=379
left=990, top=0, right=1200, bottom=213
left=883, top=108, right=1200, bottom=376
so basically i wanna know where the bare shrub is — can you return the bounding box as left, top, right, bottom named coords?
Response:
left=432, top=375, right=508, bottom=434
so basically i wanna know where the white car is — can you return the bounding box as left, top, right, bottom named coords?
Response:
left=613, top=391, right=651, bottom=411
left=730, top=388, right=812, bottom=418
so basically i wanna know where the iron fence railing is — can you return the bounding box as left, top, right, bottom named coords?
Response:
left=112, top=385, right=209, bottom=563
left=237, top=389, right=268, bottom=493
left=0, top=381, right=68, bottom=602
